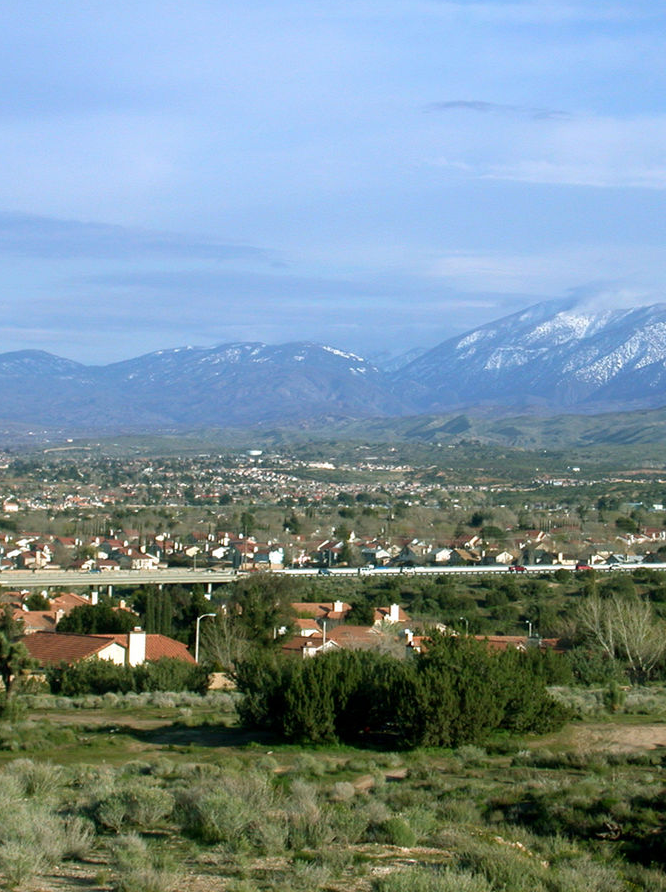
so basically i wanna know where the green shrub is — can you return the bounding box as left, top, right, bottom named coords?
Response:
left=46, top=657, right=209, bottom=696
left=11, top=758, right=64, bottom=798
left=110, top=833, right=180, bottom=892
left=96, top=784, right=174, bottom=831
left=236, top=636, right=568, bottom=748
left=0, top=839, right=45, bottom=890
left=177, top=771, right=278, bottom=851
left=62, top=816, right=95, bottom=860
left=373, top=866, right=493, bottom=891
left=379, top=816, right=417, bottom=847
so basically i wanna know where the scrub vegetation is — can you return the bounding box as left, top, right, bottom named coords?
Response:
left=0, top=688, right=664, bottom=891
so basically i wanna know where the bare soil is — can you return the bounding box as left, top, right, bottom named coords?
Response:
left=534, top=721, right=666, bottom=753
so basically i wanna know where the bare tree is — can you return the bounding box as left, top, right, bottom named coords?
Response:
left=578, top=593, right=666, bottom=681
left=199, top=613, right=250, bottom=673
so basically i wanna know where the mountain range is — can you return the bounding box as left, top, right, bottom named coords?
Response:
left=4, top=299, right=666, bottom=435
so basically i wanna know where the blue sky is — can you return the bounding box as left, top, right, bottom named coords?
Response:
left=1, top=1, right=665, bottom=363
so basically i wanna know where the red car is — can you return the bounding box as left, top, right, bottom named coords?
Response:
left=509, top=565, right=526, bottom=573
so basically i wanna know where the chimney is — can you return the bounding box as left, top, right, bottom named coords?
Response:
left=404, top=628, right=414, bottom=645
left=128, top=629, right=146, bottom=666
left=389, top=603, right=400, bottom=623
left=334, top=600, right=344, bottom=613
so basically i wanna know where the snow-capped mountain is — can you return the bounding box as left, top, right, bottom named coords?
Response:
left=4, top=300, right=666, bottom=435
left=102, top=342, right=391, bottom=426
left=399, top=300, right=666, bottom=413
left=0, top=342, right=391, bottom=430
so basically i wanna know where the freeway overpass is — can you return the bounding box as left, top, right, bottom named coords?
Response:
left=0, top=561, right=657, bottom=591
left=0, top=567, right=238, bottom=591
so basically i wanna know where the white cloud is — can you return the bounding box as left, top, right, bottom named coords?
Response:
left=430, top=246, right=666, bottom=295
left=432, top=113, right=666, bottom=190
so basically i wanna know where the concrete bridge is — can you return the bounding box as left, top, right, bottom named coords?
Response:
left=0, top=560, right=652, bottom=593
left=0, top=567, right=238, bottom=592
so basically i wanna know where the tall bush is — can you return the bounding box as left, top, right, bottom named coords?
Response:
left=236, top=634, right=568, bottom=748
left=46, top=658, right=209, bottom=695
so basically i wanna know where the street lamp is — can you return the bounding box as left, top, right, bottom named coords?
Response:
left=525, top=619, right=533, bottom=638
left=195, top=612, right=216, bottom=663
left=459, top=616, right=469, bottom=636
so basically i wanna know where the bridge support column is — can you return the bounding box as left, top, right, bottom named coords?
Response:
left=107, top=584, right=113, bottom=598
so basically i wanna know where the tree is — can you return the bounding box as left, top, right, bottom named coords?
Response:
left=576, top=504, right=589, bottom=524
left=578, top=593, right=666, bottom=681
left=239, top=511, right=256, bottom=537
left=338, top=540, right=356, bottom=565
left=57, top=602, right=136, bottom=635
left=615, top=515, right=639, bottom=534
left=347, top=601, right=376, bottom=626
left=0, top=607, right=33, bottom=698
left=199, top=612, right=250, bottom=672
left=25, top=591, right=50, bottom=611
left=282, top=512, right=301, bottom=535
left=227, top=574, right=295, bottom=649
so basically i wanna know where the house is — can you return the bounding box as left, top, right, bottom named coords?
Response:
left=404, top=629, right=430, bottom=653
left=360, top=545, right=392, bottom=566
left=373, top=603, right=410, bottom=625
left=450, top=534, right=482, bottom=550
left=23, top=629, right=196, bottom=668
left=50, top=591, right=92, bottom=613
left=392, top=544, right=423, bottom=567
left=428, top=547, right=452, bottom=565
left=290, top=600, right=352, bottom=626
left=254, top=545, right=284, bottom=570
left=281, top=634, right=340, bottom=658
left=292, top=617, right=322, bottom=637
left=117, top=548, right=160, bottom=570
left=327, top=625, right=384, bottom=650
left=448, top=548, right=480, bottom=566
left=24, top=631, right=128, bottom=666
left=13, top=609, right=62, bottom=634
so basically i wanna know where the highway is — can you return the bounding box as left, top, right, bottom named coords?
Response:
left=0, top=561, right=661, bottom=590
left=0, top=568, right=238, bottom=590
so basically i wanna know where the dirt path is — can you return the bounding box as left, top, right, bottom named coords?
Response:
left=535, top=721, right=666, bottom=753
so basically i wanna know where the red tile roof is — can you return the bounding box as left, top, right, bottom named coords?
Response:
left=327, top=625, right=382, bottom=649
left=290, top=601, right=352, bottom=620
left=23, top=631, right=196, bottom=666
left=103, top=633, right=196, bottom=663
left=23, top=632, right=121, bottom=665
left=13, top=609, right=59, bottom=633
left=374, top=605, right=410, bottom=624
left=50, top=592, right=90, bottom=612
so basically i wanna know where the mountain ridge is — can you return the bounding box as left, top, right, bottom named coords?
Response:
left=4, top=299, right=666, bottom=433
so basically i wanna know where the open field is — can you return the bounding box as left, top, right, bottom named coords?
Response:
left=0, top=690, right=665, bottom=892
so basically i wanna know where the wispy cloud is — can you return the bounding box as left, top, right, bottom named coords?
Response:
left=431, top=112, right=666, bottom=190
left=0, top=212, right=269, bottom=262
left=430, top=245, right=666, bottom=295
left=426, top=100, right=570, bottom=120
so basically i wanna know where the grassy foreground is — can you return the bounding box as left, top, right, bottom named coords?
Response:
left=0, top=689, right=665, bottom=891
